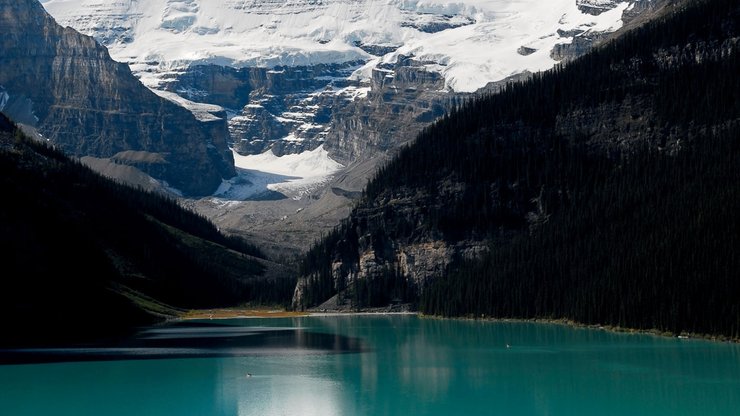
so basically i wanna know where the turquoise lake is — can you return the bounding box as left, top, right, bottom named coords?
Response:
left=1, top=315, right=739, bottom=415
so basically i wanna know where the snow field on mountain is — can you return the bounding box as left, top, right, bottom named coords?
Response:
left=39, top=0, right=632, bottom=201
left=215, top=145, right=344, bottom=201
left=42, top=0, right=631, bottom=92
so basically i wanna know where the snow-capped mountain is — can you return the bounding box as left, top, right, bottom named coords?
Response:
left=37, top=0, right=665, bottom=258
left=42, top=0, right=635, bottom=93
left=39, top=0, right=658, bottom=211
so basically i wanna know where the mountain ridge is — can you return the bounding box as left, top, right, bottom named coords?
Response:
left=293, top=0, right=740, bottom=338
left=41, top=0, right=661, bottom=161
left=41, top=0, right=641, bottom=92
left=0, top=0, right=235, bottom=196
left=38, top=0, right=677, bottom=260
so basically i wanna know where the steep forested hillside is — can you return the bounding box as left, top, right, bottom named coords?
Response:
left=0, top=116, right=294, bottom=345
left=295, top=0, right=740, bottom=338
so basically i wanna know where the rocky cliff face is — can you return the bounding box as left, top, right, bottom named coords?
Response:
left=41, top=1, right=660, bottom=164
left=161, top=55, right=452, bottom=163
left=0, top=0, right=234, bottom=196
left=576, top=0, right=624, bottom=15
left=291, top=173, right=492, bottom=310
left=323, top=57, right=452, bottom=164
left=163, top=62, right=364, bottom=156
left=151, top=1, right=669, bottom=167
left=553, top=0, right=672, bottom=61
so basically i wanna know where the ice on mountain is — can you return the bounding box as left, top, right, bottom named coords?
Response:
left=215, top=145, right=344, bottom=201
left=42, top=0, right=637, bottom=93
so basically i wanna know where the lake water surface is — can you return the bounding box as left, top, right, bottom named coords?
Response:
left=1, top=315, right=739, bottom=415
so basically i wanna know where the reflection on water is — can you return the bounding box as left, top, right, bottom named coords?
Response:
left=0, top=321, right=367, bottom=365
left=1, top=316, right=739, bottom=416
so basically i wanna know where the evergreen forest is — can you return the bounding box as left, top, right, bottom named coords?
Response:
left=0, top=116, right=295, bottom=345
left=298, top=0, right=740, bottom=338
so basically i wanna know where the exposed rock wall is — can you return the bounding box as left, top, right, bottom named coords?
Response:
left=292, top=178, right=491, bottom=310
left=164, top=62, right=363, bottom=156
left=0, top=0, right=234, bottom=195
left=166, top=58, right=454, bottom=162
left=324, top=57, right=453, bottom=164
left=553, top=0, right=673, bottom=62
left=577, top=0, right=624, bottom=15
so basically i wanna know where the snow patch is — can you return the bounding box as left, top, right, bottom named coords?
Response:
left=215, top=145, right=344, bottom=201
left=336, top=85, right=371, bottom=100
left=153, top=89, right=224, bottom=122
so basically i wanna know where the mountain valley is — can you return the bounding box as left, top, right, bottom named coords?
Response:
left=37, top=0, right=673, bottom=254
left=0, top=0, right=737, bottom=343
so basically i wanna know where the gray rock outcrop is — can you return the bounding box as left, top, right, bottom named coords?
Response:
left=553, top=0, right=672, bottom=62
left=0, top=0, right=235, bottom=196
left=164, top=62, right=363, bottom=156
left=324, top=57, right=453, bottom=165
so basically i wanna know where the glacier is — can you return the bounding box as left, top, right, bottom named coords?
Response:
left=215, top=145, right=345, bottom=201
left=41, top=0, right=633, bottom=93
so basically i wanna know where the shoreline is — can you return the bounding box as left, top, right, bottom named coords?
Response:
left=423, top=315, right=740, bottom=344
left=178, top=309, right=309, bottom=320
left=176, top=308, right=416, bottom=321
left=177, top=308, right=738, bottom=343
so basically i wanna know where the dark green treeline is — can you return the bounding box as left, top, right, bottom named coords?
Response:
left=0, top=118, right=295, bottom=345
left=300, top=0, right=740, bottom=337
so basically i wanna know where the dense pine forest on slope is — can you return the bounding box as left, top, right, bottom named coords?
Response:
left=296, top=0, right=740, bottom=337
left=0, top=115, right=294, bottom=346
